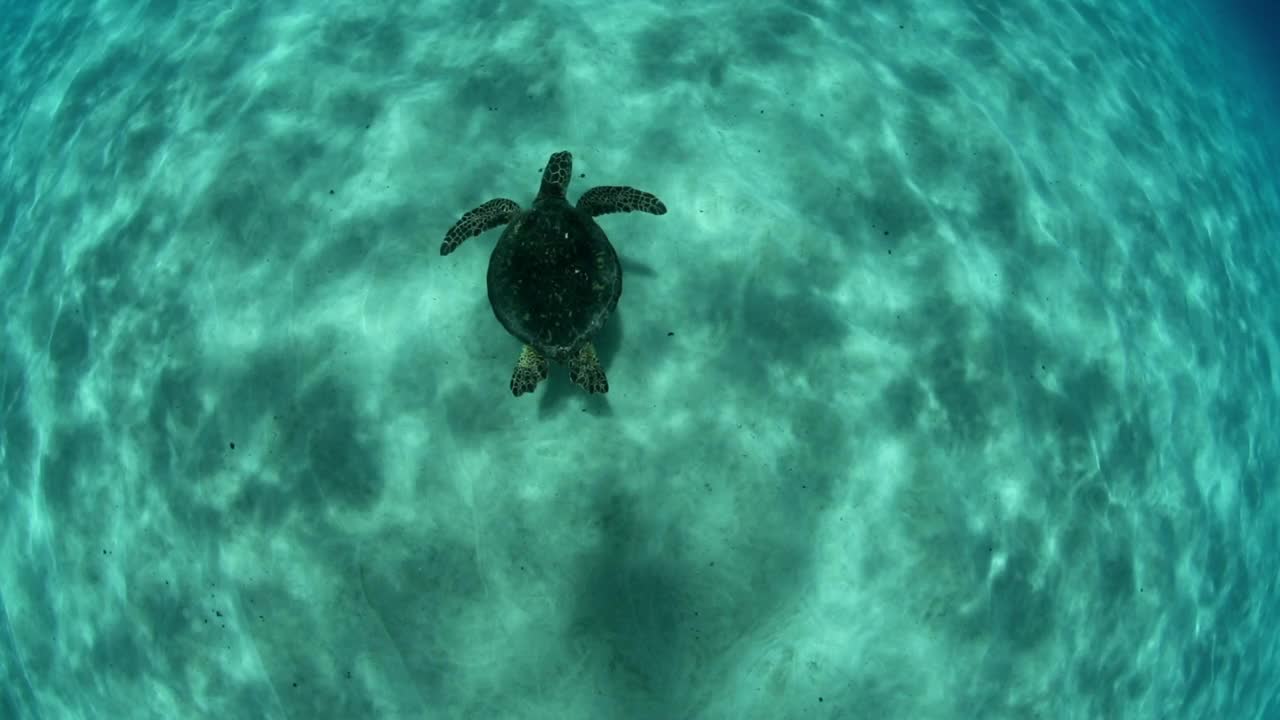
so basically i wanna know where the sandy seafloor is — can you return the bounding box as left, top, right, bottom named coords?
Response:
left=1, top=1, right=1279, bottom=718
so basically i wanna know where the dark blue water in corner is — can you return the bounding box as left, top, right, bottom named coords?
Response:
left=1213, top=0, right=1280, bottom=107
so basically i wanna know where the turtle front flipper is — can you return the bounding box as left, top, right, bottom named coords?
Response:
left=441, top=198, right=521, bottom=255
left=511, top=345, right=549, bottom=396
left=568, top=343, right=609, bottom=394
left=577, top=186, right=667, bottom=218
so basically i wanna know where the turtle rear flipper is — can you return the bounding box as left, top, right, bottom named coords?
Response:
left=511, top=345, right=549, bottom=396
left=568, top=343, right=609, bottom=394
left=441, top=198, right=521, bottom=255
left=577, top=186, right=667, bottom=218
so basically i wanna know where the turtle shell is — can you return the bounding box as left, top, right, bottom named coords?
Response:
left=486, top=199, right=621, bottom=362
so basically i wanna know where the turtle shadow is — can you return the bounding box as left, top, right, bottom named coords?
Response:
left=536, top=310, right=624, bottom=416
left=619, top=256, right=657, bottom=277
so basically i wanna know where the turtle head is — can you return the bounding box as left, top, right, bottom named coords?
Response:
left=537, top=150, right=573, bottom=200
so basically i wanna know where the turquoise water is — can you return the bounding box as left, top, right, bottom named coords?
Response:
left=2, top=1, right=1278, bottom=718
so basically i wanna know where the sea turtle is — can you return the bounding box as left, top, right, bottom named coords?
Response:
left=441, top=150, right=666, bottom=396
